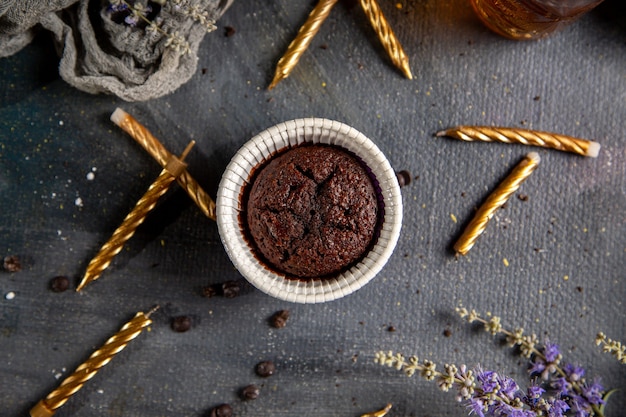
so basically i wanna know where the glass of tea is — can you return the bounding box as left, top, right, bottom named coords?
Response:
left=470, top=0, right=605, bottom=40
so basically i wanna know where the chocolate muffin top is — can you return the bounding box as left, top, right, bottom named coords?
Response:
left=244, top=145, right=379, bottom=279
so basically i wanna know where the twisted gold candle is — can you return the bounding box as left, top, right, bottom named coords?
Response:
left=76, top=142, right=195, bottom=292
left=360, top=0, right=412, bottom=79
left=29, top=308, right=157, bottom=417
left=454, top=152, right=540, bottom=256
left=110, top=108, right=217, bottom=220
left=269, top=0, right=339, bottom=90
left=436, top=126, right=600, bottom=158
left=361, top=403, right=392, bottom=417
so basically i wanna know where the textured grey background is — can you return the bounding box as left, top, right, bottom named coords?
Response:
left=1, top=0, right=625, bottom=416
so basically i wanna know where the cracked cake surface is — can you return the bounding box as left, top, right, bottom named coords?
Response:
left=244, top=144, right=379, bottom=278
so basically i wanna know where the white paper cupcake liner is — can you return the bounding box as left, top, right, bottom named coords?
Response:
left=216, top=118, right=403, bottom=303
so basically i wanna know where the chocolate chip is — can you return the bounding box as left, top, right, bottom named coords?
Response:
left=396, top=170, right=411, bottom=187
left=210, top=404, right=233, bottom=417
left=255, top=360, right=275, bottom=377
left=222, top=280, right=240, bottom=298
left=443, top=328, right=452, bottom=337
left=241, top=384, right=260, bottom=400
left=3, top=255, right=21, bottom=272
left=171, top=316, right=192, bottom=332
left=50, top=276, right=70, bottom=292
left=270, top=310, right=290, bottom=328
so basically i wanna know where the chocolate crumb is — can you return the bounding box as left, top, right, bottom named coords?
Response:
left=171, top=316, right=192, bottom=333
left=3, top=255, right=21, bottom=272
left=517, top=194, right=529, bottom=201
left=319, top=43, right=328, bottom=50
left=255, top=360, right=275, bottom=377
left=202, top=285, right=218, bottom=298
left=396, top=170, right=412, bottom=187
left=224, top=26, right=236, bottom=37
left=201, top=68, right=208, bottom=75
left=241, top=384, right=260, bottom=400
left=210, top=404, right=233, bottom=417
left=533, top=95, right=541, bottom=101
left=576, top=286, right=583, bottom=293
left=387, top=325, right=396, bottom=332
left=50, top=276, right=70, bottom=292
left=270, top=310, right=290, bottom=328
left=222, top=280, right=241, bottom=298
left=443, top=328, right=452, bottom=337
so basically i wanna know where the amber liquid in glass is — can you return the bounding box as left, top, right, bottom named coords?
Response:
left=470, top=0, right=604, bottom=40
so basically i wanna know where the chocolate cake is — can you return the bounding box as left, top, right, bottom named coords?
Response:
left=244, top=145, right=380, bottom=279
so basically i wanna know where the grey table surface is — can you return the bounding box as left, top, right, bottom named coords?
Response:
left=1, top=1, right=625, bottom=416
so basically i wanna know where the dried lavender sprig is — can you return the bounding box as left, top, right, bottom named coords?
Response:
left=456, top=307, right=607, bottom=416
left=374, top=351, right=567, bottom=416
left=596, top=332, right=626, bottom=364
left=171, top=0, right=217, bottom=32
left=109, top=0, right=192, bottom=55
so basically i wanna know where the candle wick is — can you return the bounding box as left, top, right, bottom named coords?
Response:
left=145, top=305, right=161, bottom=318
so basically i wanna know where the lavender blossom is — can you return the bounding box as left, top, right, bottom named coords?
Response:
left=529, top=341, right=562, bottom=380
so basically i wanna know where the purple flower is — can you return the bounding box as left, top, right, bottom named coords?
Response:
left=493, top=403, right=534, bottom=417
left=526, top=383, right=545, bottom=399
left=569, top=396, right=593, bottom=417
left=581, top=379, right=605, bottom=405
left=543, top=342, right=561, bottom=363
left=466, top=398, right=485, bottom=417
left=124, top=14, right=139, bottom=25
left=497, top=375, right=519, bottom=400
left=476, top=369, right=499, bottom=393
left=545, top=398, right=569, bottom=417
left=108, top=3, right=129, bottom=12
left=529, top=341, right=561, bottom=380
left=528, top=359, right=546, bottom=377
left=563, top=363, right=585, bottom=382
left=552, top=376, right=569, bottom=396
left=523, top=383, right=545, bottom=407
left=568, top=380, right=604, bottom=417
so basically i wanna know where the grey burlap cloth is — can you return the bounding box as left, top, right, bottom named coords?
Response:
left=0, top=0, right=233, bottom=101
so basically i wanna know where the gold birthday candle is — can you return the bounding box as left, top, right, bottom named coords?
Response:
left=360, top=0, right=412, bottom=79
left=454, top=152, right=540, bottom=256
left=76, top=142, right=195, bottom=291
left=269, top=0, right=339, bottom=90
left=110, top=108, right=217, bottom=220
left=361, top=403, right=392, bottom=417
left=29, top=307, right=157, bottom=417
left=436, top=126, right=600, bottom=158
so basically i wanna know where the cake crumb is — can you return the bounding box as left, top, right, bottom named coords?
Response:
left=3, top=255, right=21, bottom=272
left=270, top=309, right=290, bottom=328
